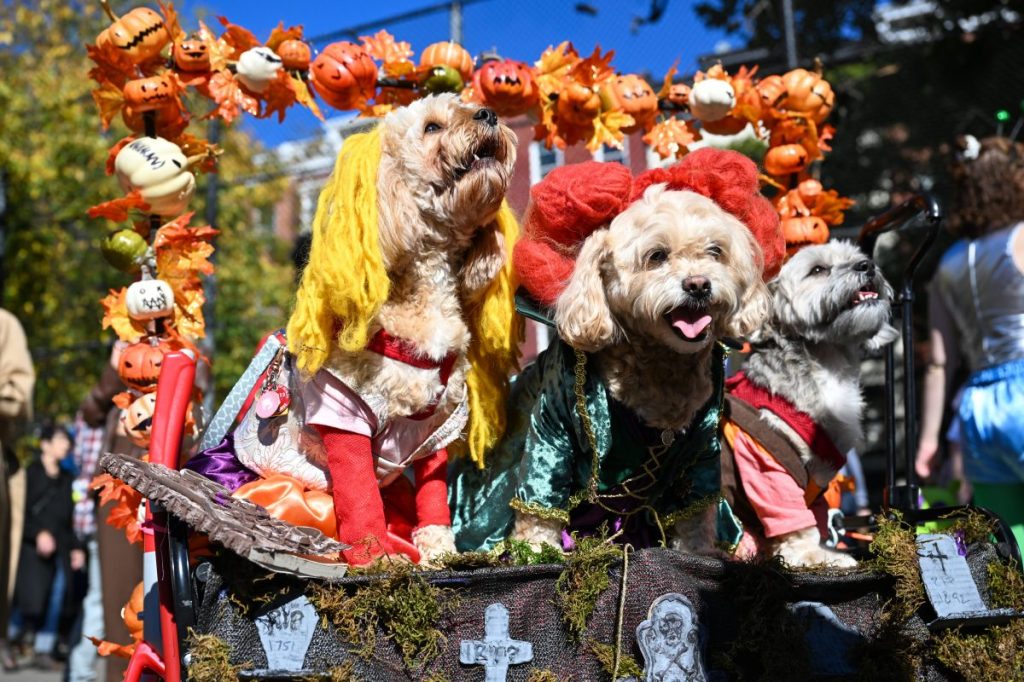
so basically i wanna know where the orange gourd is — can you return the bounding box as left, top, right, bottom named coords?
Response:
left=310, top=41, right=378, bottom=110
left=118, top=339, right=170, bottom=393
left=277, top=39, right=312, bottom=72
left=123, top=582, right=145, bottom=643
left=782, top=215, right=830, bottom=253
left=780, top=68, right=834, bottom=124
left=121, top=393, right=157, bottom=448
left=121, top=102, right=189, bottom=138
left=764, top=143, right=810, bottom=176
left=756, top=74, right=787, bottom=110
left=473, top=59, right=538, bottom=117
left=96, top=7, right=170, bottom=63
left=173, top=38, right=210, bottom=73
left=123, top=75, right=174, bottom=112
left=603, top=74, right=658, bottom=133
left=557, top=81, right=601, bottom=127
left=419, top=41, right=473, bottom=82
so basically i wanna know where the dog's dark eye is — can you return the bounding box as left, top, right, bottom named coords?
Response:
left=646, top=249, right=669, bottom=266
left=809, top=264, right=831, bottom=276
left=707, top=243, right=722, bottom=259
left=424, top=122, right=442, bottom=134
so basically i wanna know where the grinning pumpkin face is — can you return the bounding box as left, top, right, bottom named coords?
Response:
left=276, top=39, right=311, bottom=72
left=310, top=41, right=378, bottom=110
left=557, top=80, right=601, bottom=127
left=121, top=392, right=157, bottom=448
left=173, top=38, right=210, bottom=73
left=473, top=59, right=538, bottom=117
left=603, top=74, right=658, bottom=133
left=123, top=75, right=174, bottom=112
left=419, top=41, right=474, bottom=82
left=96, top=7, right=170, bottom=63
left=764, top=143, right=810, bottom=177
left=118, top=339, right=170, bottom=393
left=782, top=216, right=830, bottom=256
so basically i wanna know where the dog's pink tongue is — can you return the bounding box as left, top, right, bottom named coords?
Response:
left=670, top=309, right=713, bottom=339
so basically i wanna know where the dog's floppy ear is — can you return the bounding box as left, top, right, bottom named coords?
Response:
left=727, top=277, right=772, bottom=339
left=461, top=223, right=506, bottom=307
left=554, top=228, right=618, bottom=352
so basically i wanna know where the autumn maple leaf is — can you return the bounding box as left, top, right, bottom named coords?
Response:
left=217, top=16, right=260, bottom=60
left=588, top=109, right=634, bottom=152
left=261, top=71, right=298, bottom=123
left=91, top=82, right=125, bottom=131
left=361, top=30, right=414, bottom=76
left=265, top=22, right=304, bottom=51
left=206, top=70, right=258, bottom=123
left=535, top=41, right=579, bottom=96
left=88, top=192, right=151, bottom=222
left=292, top=77, right=325, bottom=122
left=657, top=62, right=679, bottom=99
left=197, top=20, right=233, bottom=73
left=569, top=46, right=615, bottom=88
left=92, top=474, right=144, bottom=545
left=813, top=188, right=856, bottom=225
left=101, top=289, right=147, bottom=343
left=158, top=0, right=184, bottom=42
left=643, top=118, right=701, bottom=160
left=88, top=636, right=135, bottom=660
left=86, top=42, right=134, bottom=89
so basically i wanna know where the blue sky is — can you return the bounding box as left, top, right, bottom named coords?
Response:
left=172, top=0, right=731, bottom=146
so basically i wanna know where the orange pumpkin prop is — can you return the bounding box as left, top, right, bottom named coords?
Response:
left=121, top=392, right=157, bottom=448
left=557, top=80, right=601, bottom=128
left=603, top=74, right=658, bottom=133
left=756, top=74, right=787, bottom=109
left=118, top=339, right=170, bottom=393
left=310, top=42, right=378, bottom=110
left=780, top=67, right=834, bottom=124
left=173, top=38, right=210, bottom=73
left=277, top=39, right=312, bottom=72
left=764, top=143, right=810, bottom=176
left=123, top=75, right=174, bottom=112
left=420, top=41, right=473, bottom=82
left=473, top=59, right=538, bottom=118
left=123, top=582, right=145, bottom=643
left=782, top=215, right=830, bottom=254
left=96, top=6, right=170, bottom=63
left=121, top=102, right=188, bottom=138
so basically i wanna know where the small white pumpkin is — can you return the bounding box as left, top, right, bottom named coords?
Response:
left=236, top=47, right=283, bottom=93
left=125, top=279, right=174, bottom=321
left=114, top=137, right=196, bottom=217
left=688, top=78, right=736, bottom=123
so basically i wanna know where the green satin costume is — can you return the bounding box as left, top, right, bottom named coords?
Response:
left=450, top=338, right=734, bottom=552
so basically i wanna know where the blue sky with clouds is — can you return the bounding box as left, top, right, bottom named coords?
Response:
left=172, top=0, right=731, bottom=146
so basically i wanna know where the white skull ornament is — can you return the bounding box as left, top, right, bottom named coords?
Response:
left=125, top=279, right=174, bottom=321
left=236, top=47, right=283, bottom=93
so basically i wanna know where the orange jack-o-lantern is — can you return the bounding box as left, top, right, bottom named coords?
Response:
left=780, top=68, right=834, bottom=124
left=782, top=216, right=830, bottom=254
left=557, top=81, right=601, bottom=127
left=473, top=59, right=538, bottom=118
left=419, top=41, right=473, bottom=82
left=121, top=102, right=189, bottom=138
left=123, top=582, right=145, bottom=643
left=764, top=143, right=810, bottom=176
left=666, top=82, right=690, bottom=109
left=118, top=339, right=170, bottom=393
left=756, top=74, right=788, bottom=110
left=96, top=7, right=170, bottom=63
left=310, top=41, right=378, bottom=110
left=173, top=38, right=210, bottom=73
left=276, top=39, right=312, bottom=72
left=602, top=74, right=658, bottom=133
left=123, top=75, right=174, bottom=112
left=121, top=392, right=157, bottom=448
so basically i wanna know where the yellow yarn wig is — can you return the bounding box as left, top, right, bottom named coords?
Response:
left=287, top=126, right=523, bottom=468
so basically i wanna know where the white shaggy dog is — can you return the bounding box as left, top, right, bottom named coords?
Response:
left=723, top=241, right=897, bottom=568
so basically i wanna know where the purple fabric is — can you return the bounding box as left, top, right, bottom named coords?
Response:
left=185, top=434, right=259, bottom=492
left=566, top=497, right=654, bottom=550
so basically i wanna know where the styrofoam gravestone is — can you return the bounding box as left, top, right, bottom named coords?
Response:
left=254, top=595, right=317, bottom=671
left=636, top=592, right=708, bottom=682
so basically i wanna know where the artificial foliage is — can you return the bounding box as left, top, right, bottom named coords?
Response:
left=554, top=535, right=623, bottom=641
left=185, top=630, right=252, bottom=682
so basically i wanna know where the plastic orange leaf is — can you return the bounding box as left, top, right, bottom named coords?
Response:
left=217, top=16, right=260, bottom=59
left=112, top=392, right=134, bottom=410
left=292, top=77, right=325, bottom=122
left=86, top=43, right=135, bottom=89
left=92, top=473, right=143, bottom=545
left=172, top=287, right=207, bottom=340
left=159, top=1, right=184, bottom=42
left=265, top=22, right=304, bottom=51
left=535, top=41, right=579, bottom=96
left=101, top=289, right=147, bottom=343
left=206, top=70, right=257, bottom=123
left=570, top=46, right=615, bottom=88
left=818, top=124, right=835, bottom=152
left=657, top=62, right=679, bottom=99
left=643, top=118, right=700, bottom=160
left=361, top=30, right=413, bottom=72
left=813, top=188, right=856, bottom=226
left=105, top=137, right=136, bottom=176
left=88, top=636, right=135, bottom=659
left=88, top=191, right=151, bottom=222
left=588, top=109, right=634, bottom=152
left=92, top=82, right=125, bottom=131
left=197, top=20, right=233, bottom=73
left=261, top=71, right=297, bottom=122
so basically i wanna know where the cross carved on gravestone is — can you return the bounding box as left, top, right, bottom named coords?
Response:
left=919, top=541, right=951, bottom=573
left=459, top=603, right=533, bottom=682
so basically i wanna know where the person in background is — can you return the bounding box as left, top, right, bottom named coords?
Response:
left=9, top=421, right=83, bottom=670
left=0, top=308, right=35, bottom=672
left=917, top=135, right=1024, bottom=551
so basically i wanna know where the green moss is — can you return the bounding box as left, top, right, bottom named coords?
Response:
left=943, top=509, right=997, bottom=546
left=421, top=672, right=452, bottom=682
left=714, top=559, right=812, bottom=682
left=435, top=550, right=501, bottom=570
left=934, top=619, right=1024, bottom=682
left=306, top=564, right=458, bottom=671
left=987, top=560, right=1024, bottom=610
left=495, top=538, right=566, bottom=565
left=587, top=640, right=644, bottom=680
left=869, top=512, right=925, bottom=623
left=525, top=669, right=568, bottom=682
left=186, top=630, right=251, bottom=682
left=217, top=553, right=304, bottom=618
left=554, top=535, right=621, bottom=641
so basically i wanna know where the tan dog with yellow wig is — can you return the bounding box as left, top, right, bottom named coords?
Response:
left=280, top=94, right=520, bottom=565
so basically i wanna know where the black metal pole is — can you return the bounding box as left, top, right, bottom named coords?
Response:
left=202, top=118, right=221, bottom=415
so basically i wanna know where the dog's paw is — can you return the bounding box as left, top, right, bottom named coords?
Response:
left=511, top=511, right=564, bottom=552
left=771, top=527, right=857, bottom=569
left=461, top=227, right=505, bottom=305
left=412, top=524, right=457, bottom=565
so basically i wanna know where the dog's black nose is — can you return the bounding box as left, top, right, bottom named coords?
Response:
left=683, top=275, right=712, bottom=298
left=474, top=107, right=498, bottom=127
left=854, top=259, right=875, bottom=276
